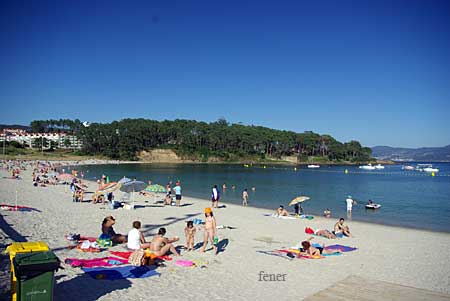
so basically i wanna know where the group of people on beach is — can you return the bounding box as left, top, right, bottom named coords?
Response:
left=100, top=206, right=220, bottom=258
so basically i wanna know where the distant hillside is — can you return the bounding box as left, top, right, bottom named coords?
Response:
left=0, top=124, right=31, bottom=131
left=371, top=145, right=450, bottom=162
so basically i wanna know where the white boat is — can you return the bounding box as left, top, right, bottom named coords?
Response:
left=423, top=167, right=439, bottom=173
left=374, top=164, right=385, bottom=169
left=416, top=164, right=439, bottom=173
left=307, top=164, right=320, bottom=169
left=365, top=203, right=381, bottom=209
left=402, top=165, right=415, bottom=171
left=359, top=164, right=376, bottom=170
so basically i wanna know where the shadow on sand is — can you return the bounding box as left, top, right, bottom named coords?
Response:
left=55, top=273, right=132, bottom=301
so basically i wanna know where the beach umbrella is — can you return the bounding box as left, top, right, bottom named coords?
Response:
left=288, top=196, right=310, bottom=206
left=120, top=180, right=146, bottom=209
left=145, top=184, right=166, bottom=193
left=97, top=182, right=121, bottom=194
left=118, top=177, right=132, bottom=184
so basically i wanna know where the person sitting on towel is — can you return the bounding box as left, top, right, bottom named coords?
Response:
left=150, top=227, right=180, bottom=257
left=334, top=218, right=353, bottom=237
left=127, top=221, right=151, bottom=250
left=102, top=216, right=127, bottom=244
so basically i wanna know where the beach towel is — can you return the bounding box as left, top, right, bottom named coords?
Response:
left=65, top=257, right=128, bottom=268
left=0, top=204, right=39, bottom=212
left=110, top=251, right=172, bottom=261
left=264, top=214, right=297, bottom=220
left=82, top=266, right=160, bottom=280
left=324, top=244, right=357, bottom=252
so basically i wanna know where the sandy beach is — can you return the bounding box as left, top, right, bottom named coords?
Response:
left=1, top=164, right=450, bottom=301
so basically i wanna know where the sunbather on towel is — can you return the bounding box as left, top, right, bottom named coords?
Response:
left=300, top=238, right=341, bottom=256
left=314, top=229, right=336, bottom=239
left=150, top=227, right=180, bottom=257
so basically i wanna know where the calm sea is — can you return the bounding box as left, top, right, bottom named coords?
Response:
left=71, top=163, right=450, bottom=233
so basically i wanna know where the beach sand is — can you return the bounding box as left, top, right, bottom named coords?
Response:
left=1, top=166, right=450, bottom=300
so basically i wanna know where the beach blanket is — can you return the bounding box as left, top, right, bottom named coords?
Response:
left=110, top=251, right=172, bottom=261
left=0, top=204, right=39, bottom=212
left=82, top=266, right=160, bottom=280
left=324, top=244, right=357, bottom=252
left=264, top=214, right=297, bottom=220
left=65, top=257, right=128, bottom=268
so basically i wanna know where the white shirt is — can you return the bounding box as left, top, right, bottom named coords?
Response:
left=127, top=228, right=141, bottom=250
left=212, top=188, right=218, bottom=199
left=346, top=198, right=353, bottom=210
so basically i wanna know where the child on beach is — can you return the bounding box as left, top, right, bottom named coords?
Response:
left=201, top=207, right=218, bottom=254
left=242, top=188, right=248, bottom=206
left=127, top=221, right=151, bottom=250
left=184, top=221, right=196, bottom=251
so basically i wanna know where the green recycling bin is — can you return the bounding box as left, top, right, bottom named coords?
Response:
left=13, top=251, right=60, bottom=301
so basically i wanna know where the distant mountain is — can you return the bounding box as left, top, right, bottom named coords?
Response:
left=0, top=124, right=31, bottom=131
left=371, top=145, right=450, bottom=162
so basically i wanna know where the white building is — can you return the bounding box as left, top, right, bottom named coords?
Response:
left=0, top=129, right=82, bottom=149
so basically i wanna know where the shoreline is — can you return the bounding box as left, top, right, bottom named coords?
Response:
left=59, top=160, right=450, bottom=234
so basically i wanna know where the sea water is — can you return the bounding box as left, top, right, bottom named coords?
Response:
left=73, top=163, right=450, bottom=232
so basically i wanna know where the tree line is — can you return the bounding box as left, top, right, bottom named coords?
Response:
left=29, top=118, right=373, bottom=162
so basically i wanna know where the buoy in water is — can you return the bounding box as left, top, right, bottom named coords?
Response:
left=345, top=169, right=348, bottom=174
left=431, top=172, right=435, bottom=177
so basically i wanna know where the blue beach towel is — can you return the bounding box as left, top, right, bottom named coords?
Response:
left=82, top=265, right=160, bottom=280
left=324, top=244, right=357, bottom=252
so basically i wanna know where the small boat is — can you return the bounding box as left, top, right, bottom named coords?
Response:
left=365, top=203, right=381, bottom=209
left=423, top=167, right=439, bottom=173
left=416, top=164, right=439, bottom=173
left=307, top=164, right=320, bottom=169
left=374, top=164, right=385, bottom=169
left=359, top=164, right=376, bottom=170
left=402, top=165, right=415, bottom=171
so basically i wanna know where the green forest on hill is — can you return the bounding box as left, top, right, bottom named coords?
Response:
left=27, top=118, right=373, bottom=162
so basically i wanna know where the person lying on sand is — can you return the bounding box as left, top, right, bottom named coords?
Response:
left=102, top=216, right=127, bottom=244
left=300, top=238, right=341, bottom=256
left=314, top=229, right=336, bottom=239
left=150, top=227, right=180, bottom=256
left=276, top=205, right=289, bottom=216
left=334, top=218, right=352, bottom=237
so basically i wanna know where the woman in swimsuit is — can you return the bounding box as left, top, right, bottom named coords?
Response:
left=300, top=238, right=341, bottom=256
left=201, top=207, right=217, bottom=254
left=149, top=227, right=180, bottom=257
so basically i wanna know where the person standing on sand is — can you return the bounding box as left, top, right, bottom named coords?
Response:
left=174, top=181, right=182, bottom=207
left=201, top=207, right=218, bottom=254
left=212, top=185, right=220, bottom=208
left=242, top=188, right=248, bottom=206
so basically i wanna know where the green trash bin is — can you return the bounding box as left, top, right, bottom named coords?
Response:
left=13, top=251, right=60, bottom=301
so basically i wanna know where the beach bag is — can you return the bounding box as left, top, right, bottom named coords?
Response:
left=305, top=227, right=314, bottom=234
left=97, top=238, right=112, bottom=248
left=128, top=249, right=145, bottom=266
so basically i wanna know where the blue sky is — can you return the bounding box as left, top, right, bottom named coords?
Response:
left=1, top=0, right=449, bottom=148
